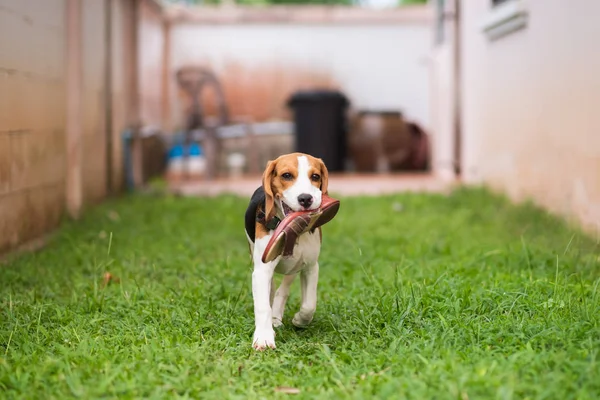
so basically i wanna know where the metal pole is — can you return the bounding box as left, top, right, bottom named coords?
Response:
left=105, top=0, right=114, bottom=195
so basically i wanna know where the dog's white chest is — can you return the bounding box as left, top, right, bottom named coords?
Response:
left=274, top=230, right=321, bottom=275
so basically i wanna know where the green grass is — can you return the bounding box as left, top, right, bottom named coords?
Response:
left=1, top=187, right=599, bottom=399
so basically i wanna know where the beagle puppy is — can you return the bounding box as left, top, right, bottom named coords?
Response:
left=244, top=152, right=329, bottom=350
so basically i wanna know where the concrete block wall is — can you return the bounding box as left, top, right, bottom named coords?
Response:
left=0, top=0, right=68, bottom=252
left=0, top=0, right=163, bottom=254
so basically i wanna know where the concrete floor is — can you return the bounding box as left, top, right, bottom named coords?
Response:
left=169, top=173, right=457, bottom=197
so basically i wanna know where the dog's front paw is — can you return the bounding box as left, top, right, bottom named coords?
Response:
left=272, top=317, right=283, bottom=328
left=252, top=328, right=276, bottom=350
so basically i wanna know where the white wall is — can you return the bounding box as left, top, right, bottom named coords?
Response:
left=460, top=0, right=600, bottom=233
left=170, top=21, right=432, bottom=128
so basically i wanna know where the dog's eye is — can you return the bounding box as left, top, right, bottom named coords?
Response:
left=281, top=172, right=293, bottom=180
left=311, top=174, right=321, bottom=182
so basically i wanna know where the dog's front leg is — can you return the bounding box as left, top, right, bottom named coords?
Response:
left=292, top=262, right=319, bottom=328
left=252, top=236, right=280, bottom=350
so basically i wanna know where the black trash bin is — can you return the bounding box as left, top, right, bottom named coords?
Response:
left=287, top=90, right=350, bottom=172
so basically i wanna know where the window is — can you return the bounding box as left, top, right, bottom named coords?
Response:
left=482, top=0, right=528, bottom=41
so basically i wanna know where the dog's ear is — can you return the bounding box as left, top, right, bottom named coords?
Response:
left=262, top=159, right=277, bottom=221
left=318, top=158, right=329, bottom=194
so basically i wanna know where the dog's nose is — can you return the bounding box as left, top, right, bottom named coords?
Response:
left=297, top=194, right=313, bottom=209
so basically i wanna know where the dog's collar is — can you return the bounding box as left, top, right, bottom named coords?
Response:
left=256, top=210, right=281, bottom=231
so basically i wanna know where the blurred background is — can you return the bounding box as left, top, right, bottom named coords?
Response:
left=1, top=0, right=599, bottom=254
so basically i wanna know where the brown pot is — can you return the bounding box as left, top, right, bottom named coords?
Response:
left=349, top=111, right=411, bottom=172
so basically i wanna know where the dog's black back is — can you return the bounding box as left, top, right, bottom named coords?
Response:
left=245, top=186, right=265, bottom=243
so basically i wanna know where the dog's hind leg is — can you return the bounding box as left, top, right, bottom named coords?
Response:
left=272, top=273, right=297, bottom=328
left=270, top=276, right=276, bottom=307
left=292, top=262, right=319, bottom=328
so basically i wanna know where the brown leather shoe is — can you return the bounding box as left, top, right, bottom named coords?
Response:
left=261, top=195, right=340, bottom=263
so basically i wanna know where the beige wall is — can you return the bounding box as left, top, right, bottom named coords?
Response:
left=0, top=0, right=142, bottom=254
left=460, top=0, right=600, bottom=234
left=0, top=0, right=68, bottom=253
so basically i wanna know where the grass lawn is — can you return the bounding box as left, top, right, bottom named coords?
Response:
left=1, top=188, right=599, bottom=399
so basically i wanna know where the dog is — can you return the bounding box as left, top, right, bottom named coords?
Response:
left=244, top=152, right=329, bottom=350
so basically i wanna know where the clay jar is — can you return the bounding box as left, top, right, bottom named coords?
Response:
left=349, top=111, right=411, bottom=172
